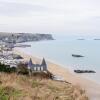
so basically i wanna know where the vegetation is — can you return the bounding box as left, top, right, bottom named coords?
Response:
left=0, top=63, right=53, bottom=79
left=0, top=86, right=21, bottom=100
left=0, top=63, right=16, bottom=73
left=0, top=63, right=88, bottom=100
left=0, top=73, right=88, bottom=100
left=17, top=63, right=29, bottom=75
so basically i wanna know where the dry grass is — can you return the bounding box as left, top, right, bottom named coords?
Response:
left=0, top=72, right=88, bottom=100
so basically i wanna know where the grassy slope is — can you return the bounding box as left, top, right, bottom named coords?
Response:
left=0, top=73, right=88, bottom=100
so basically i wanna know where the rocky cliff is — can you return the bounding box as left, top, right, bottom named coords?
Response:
left=0, top=32, right=54, bottom=43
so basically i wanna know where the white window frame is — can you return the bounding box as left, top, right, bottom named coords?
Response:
left=37, top=67, right=40, bottom=71
left=34, top=67, right=36, bottom=71
left=41, top=67, right=43, bottom=71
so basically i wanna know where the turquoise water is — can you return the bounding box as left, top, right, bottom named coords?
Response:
left=17, top=35, right=100, bottom=84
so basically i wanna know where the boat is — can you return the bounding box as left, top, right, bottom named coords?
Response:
left=72, top=54, right=84, bottom=57
left=74, top=70, right=96, bottom=73
left=77, top=39, right=85, bottom=40
left=94, top=39, right=100, bottom=40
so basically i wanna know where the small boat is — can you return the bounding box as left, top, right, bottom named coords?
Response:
left=72, top=54, right=84, bottom=57
left=77, top=39, right=85, bottom=40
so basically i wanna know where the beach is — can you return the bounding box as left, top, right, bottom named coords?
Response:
left=15, top=39, right=100, bottom=84
left=14, top=48, right=100, bottom=100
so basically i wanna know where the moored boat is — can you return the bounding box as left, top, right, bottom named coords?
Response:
left=74, top=70, right=96, bottom=73
left=72, top=54, right=84, bottom=57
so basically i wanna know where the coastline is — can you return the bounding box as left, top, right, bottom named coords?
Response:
left=13, top=48, right=100, bottom=100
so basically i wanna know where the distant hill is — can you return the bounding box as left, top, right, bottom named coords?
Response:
left=0, top=32, right=54, bottom=43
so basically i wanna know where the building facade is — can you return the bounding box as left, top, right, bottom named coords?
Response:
left=28, top=58, right=47, bottom=72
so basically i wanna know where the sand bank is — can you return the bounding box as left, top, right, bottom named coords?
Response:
left=13, top=48, right=100, bottom=100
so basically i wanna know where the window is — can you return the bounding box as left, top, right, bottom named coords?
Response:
left=38, top=67, right=40, bottom=71
left=41, top=67, right=43, bottom=71
left=34, top=67, right=36, bottom=71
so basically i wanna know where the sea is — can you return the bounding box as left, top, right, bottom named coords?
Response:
left=16, top=34, right=100, bottom=84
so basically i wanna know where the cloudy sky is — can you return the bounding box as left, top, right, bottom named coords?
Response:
left=0, top=0, right=100, bottom=35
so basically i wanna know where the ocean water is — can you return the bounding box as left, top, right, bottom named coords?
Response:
left=17, top=34, right=100, bottom=84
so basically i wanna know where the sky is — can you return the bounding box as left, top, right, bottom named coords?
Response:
left=0, top=0, right=100, bottom=35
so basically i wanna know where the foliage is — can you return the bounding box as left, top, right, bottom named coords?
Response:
left=17, top=63, right=29, bottom=75
left=0, top=63, right=16, bottom=73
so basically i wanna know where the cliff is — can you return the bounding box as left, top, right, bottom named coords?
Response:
left=0, top=32, right=54, bottom=43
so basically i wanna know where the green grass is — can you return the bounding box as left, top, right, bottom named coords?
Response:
left=0, top=86, right=22, bottom=100
left=47, top=85, right=60, bottom=92
left=32, top=80, right=41, bottom=88
left=0, top=73, right=88, bottom=100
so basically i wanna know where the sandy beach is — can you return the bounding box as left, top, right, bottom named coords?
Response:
left=14, top=48, right=100, bottom=100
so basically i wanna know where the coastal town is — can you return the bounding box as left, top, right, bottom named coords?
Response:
left=0, top=33, right=54, bottom=76
left=0, top=39, right=25, bottom=68
left=0, top=33, right=53, bottom=66
left=0, top=33, right=68, bottom=83
left=0, top=42, right=19, bottom=67
left=0, top=40, right=64, bottom=81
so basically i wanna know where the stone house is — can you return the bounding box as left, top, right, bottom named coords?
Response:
left=28, top=58, right=47, bottom=72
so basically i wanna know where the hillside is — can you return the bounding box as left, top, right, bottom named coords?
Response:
left=0, top=73, right=88, bottom=100
left=0, top=32, right=54, bottom=43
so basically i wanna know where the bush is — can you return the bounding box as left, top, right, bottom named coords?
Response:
left=17, top=63, right=29, bottom=75
left=0, top=63, right=16, bottom=73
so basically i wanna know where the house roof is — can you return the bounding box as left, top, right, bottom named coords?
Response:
left=41, top=58, right=47, bottom=66
left=28, top=58, right=33, bottom=68
left=28, top=58, right=47, bottom=69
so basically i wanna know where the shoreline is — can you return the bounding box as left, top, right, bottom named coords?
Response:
left=13, top=48, right=100, bottom=100
left=14, top=48, right=100, bottom=85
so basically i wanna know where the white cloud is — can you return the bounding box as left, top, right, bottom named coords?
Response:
left=0, top=0, right=100, bottom=35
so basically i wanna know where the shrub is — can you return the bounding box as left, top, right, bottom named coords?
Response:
left=17, top=63, right=29, bottom=75
left=0, top=63, right=16, bottom=73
